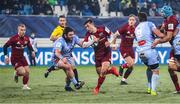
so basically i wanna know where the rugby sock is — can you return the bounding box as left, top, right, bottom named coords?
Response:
left=146, top=68, right=152, bottom=89
left=23, top=74, right=29, bottom=85
left=16, top=71, right=22, bottom=76
left=151, top=74, right=159, bottom=92
left=168, top=69, right=180, bottom=91
left=73, top=69, right=79, bottom=82
left=65, top=77, right=71, bottom=87
left=124, top=67, right=133, bottom=79
left=70, top=77, right=78, bottom=85
left=96, top=76, right=106, bottom=89
left=106, top=66, right=119, bottom=77
left=122, top=63, right=128, bottom=69
left=47, top=65, right=56, bottom=72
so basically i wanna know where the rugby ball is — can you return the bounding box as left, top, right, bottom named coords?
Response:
left=88, top=35, right=98, bottom=47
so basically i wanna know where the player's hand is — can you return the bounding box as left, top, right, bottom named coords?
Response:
left=151, top=39, right=159, bottom=48
left=105, top=41, right=110, bottom=47
left=62, top=58, right=68, bottom=64
left=5, top=56, right=9, bottom=64
left=93, top=36, right=99, bottom=42
left=110, top=44, right=117, bottom=50
left=32, top=51, right=35, bottom=58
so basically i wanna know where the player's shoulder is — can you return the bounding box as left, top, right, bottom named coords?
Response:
left=54, top=37, right=64, bottom=45
left=167, top=15, right=178, bottom=23
left=24, top=35, right=30, bottom=40
left=72, top=35, right=79, bottom=39
left=97, top=26, right=111, bottom=33
left=10, top=34, right=16, bottom=38
left=56, top=25, right=64, bottom=30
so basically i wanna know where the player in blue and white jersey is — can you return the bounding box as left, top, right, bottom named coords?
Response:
left=49, top=27, right=86, bottom=91
left=135, top=12, right=165, bottom=95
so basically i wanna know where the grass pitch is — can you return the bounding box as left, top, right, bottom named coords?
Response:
left=0, top=65, right=180, bottom=103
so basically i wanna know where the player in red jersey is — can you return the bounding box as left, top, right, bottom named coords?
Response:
left=3, top=24, right=35, bottom=90
left=152, top=6, right=180, bottom=93
left=114, top=14, right=136, bottom=85
left=82, top=19, right=119, bottom=95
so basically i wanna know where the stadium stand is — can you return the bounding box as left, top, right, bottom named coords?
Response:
left=0, top=0, right=180, bottom=17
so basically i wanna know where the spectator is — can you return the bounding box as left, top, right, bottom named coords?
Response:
left=29, top=32, right=38, bottom=66
left=43, top=0, right=53, bottom=15
left=90, top=0, right=100, bottom=16
left=108, top=0, right=120, bottom=13
left=140, top=2, right=149, bottom=16
left=67, top=4, right=80, bottom=16
left=123, top=3, right=138, bottom=16
left=23, top=4, right=33, bottom=15
left=32, top=0, right=44, bottom=15
left=149, top=3, right=159, bottom=16
left=48, top=0, right=57, bottom=6
left=81, top=4, right=93, bottom=16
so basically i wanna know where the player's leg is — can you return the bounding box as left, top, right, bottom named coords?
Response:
left=119, top=48, right=133, bottom=76
left=101, top=52, right=119, bottom=77
left=56, top=59, right=84, bottom=90
left=102, top=61, right=119, bottom=77
left=23, top=66, right=31, bottom=90
left=71, top=57, right=84, bottom=83
left=11, top=57, right=26, bottom=83
left=146, top=66, right=152, bottom=94
left=44, top=58, right=59, bottom=78
left=149, top=64, right=159, bottom=96
left=168, top=58, right=180, bottom=93
left=64, top=76, right=74, bottom=91
left=15, top=66, right=26, bottom=83
left=64, top=57, right=85, bottom=91
left=93, top=66, right=105, bottom=95
left=148, top=49, right=160, bottom=96
left=120, top=56, right=134, bottom=85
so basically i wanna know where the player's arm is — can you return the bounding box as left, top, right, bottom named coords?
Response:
left=50, top=28, right=62, bottom=42
left=3, top=37, right=13, bottom=64
left=154, top=21, right=177, bottom=45
left=81, top=33, right=98, bottom=48
left=54, top=42, right=67, bottom=63
left=54, top=49, right=63, bottom=60
left=152, top=28, right=165, bottom=38
left=81, top=38, right=97, bottom=48
left=50, top=35, right=58, bottom=42
left=103, top=27, right=117, bottom=48
left=27, top=38, right=35, bottom=58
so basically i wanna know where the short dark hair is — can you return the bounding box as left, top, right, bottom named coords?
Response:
left=18, top=23, right=25, bottom=27
left=58, top=15, right=66, bottom=19
left=84, top=18, right=93, bottom=25
left=138, top=12, right=147, bottom=22
left=63, top=27, right=74, bottom=36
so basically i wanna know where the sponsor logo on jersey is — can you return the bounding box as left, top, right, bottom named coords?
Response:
left=168, top=24, right=174, bottom=30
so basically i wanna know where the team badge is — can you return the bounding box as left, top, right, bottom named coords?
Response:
left=168, top=24, right=174, bottom=30
left=24, top=41, right=28, bottom=44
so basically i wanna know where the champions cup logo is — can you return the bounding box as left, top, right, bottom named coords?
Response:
left=0, top=47, right=171, bottom=66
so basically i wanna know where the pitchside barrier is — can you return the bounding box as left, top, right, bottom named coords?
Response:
left=0, top=46, right=172, bottom=66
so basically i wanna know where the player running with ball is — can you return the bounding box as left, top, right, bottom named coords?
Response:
left=82, top=19, right=119, bottom=95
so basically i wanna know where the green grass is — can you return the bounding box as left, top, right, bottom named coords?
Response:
left=0, top=65, right=180, bottom=103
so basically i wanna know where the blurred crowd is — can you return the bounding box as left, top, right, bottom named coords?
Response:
left=0, top=0, right=180, bottom=17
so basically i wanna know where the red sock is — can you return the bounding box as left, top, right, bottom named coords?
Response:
left=171, top=74, right=180, bottom=91
left=122, top=63, right=128, bottom=69
left=16, top=71, right=22, bottom=76
left=23, top=74, right=29, bottom=85
left=96, top=76, right=106, bottom=89
left=106, top=68, right=113, bottom=75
